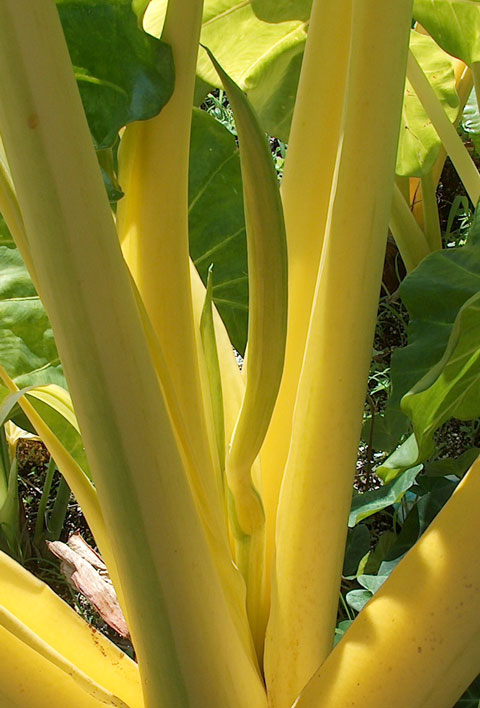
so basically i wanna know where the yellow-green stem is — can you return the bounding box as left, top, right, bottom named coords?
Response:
left=265, top=2, right=412, bottom=706
left=295, top=455, right=480, bottom=708
left=260, top=0, right=353, bottom=617
left=116, top=0, right=226, bottom=538
left=0, top=3, right=266, bottom=706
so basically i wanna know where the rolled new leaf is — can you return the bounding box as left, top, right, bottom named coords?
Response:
left=206, top=47, right=288, bottom=537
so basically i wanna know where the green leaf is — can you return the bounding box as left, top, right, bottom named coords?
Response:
left=424, top=447, right=480, bottom=476
left=189, top=108, right=247, bottom=353
left=0, top=457, right=21, bottom=560
left=345, top=589, right=372, bottom=613
left=333, top=619, right=353, bottom=647
left=145, top=0, right=307, bottom=141
left=0, top=246, right=65, bottom=389
left=343, top=525, right=371, bottom=577
left=348, top=466, right=422, bottom=527
left=57, top=0, right=174, bottom=149
left=396, top=31, right=459, bottom=177
left=462, top=89, right=480, bottom=157
left=385, top=208, right=480, bottom=439
left=363, top=531, right=399, bottom=576
left=0, top=213, right=14, bottom=249
left=402, top=292, right=480, bottom=460
left=386, top=477, right=458, bottom=559
left=346, top=576, right=388, bottom=613
left=413, top=0, right=480, bottom=67
left=250, top=0, right=312, bottom=22
left=197, top=1, right=308, bottom=142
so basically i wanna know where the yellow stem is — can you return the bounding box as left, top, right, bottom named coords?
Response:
left=260, top=0, right=353, bottom=621
left=296, top=455, right=480, bottom=708
left=265, top=2, right=412, bottom=705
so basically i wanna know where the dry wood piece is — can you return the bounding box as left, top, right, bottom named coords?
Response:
left=47, top=533, right=129, bottom=639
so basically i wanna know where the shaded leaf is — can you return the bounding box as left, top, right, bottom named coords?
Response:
left=189, top=108, right=247, bottom=353
left=386, top=477, right=458, bottom=559
left=346, top=576, right=388, bottom=613
left=0, top=247, right=64, bottom=389
left=402, top=292, right=480, bottom=460
left=343, top=524, right=370, bottom=577
left=424, top=447, right=480, bottom=476
left=349, top=466, right=421, bottom=527
left=385, top=208, right=480, bottom=442
left=58, top=0, right=174, bottom=149
left=334, top=619, right=353, bottom=647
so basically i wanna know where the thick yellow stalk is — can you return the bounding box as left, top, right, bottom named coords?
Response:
left=116, top=0, right=225, bottom=534
left=0, top=549, right=141, bottom=707
left=0, top=3, right=266, bottom=706
left=295, top=455, right=480, bottom=708
left=265, top=2, right=412, bottom=706
left=260, top=0, right=353, bottom=585
left=0, top=623, right=116, bottom=708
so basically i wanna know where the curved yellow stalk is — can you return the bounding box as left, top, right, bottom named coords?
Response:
left=295, top=455, right=480, bottom=708
left=0, top=622, right=120, bottom=708
left=0, top=607, right=130, bottom=708
left=116, top=0, right=226, bottom=540
left=265, top=2, right=412, bottom=706
left=260, top=0, right=353, bottom=589
left=0, top=549, right=141, bottom=707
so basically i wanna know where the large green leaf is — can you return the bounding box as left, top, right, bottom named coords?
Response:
left=145, top=0, right=308, bottom=142
left=189, top=108, right=247, bottom=353
left=0, top=247, right=65, bottom=389
left=383, top=208, right=480, bottom=442
left=396, top=31, right=459, bottom=177
left=57, top=0, right=174, bottom=149
left=402, top=291, right=480, bottom=459
left=413, top=0, right=480, bottom=67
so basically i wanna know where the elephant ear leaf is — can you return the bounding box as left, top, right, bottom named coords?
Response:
left=413, top=0, right=480, bottom=67
left=0, top=245, right=65, bottom=390
left=402, top=291, right=480, bottom=461
left=188, top=108, right=248, bottom=354
left=57, top=0, right=174, bottom=149
left=377, top=211, right=480, bottom=481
